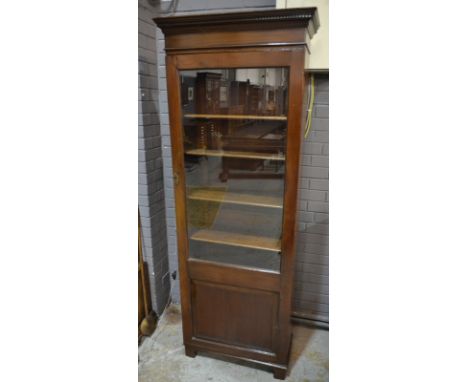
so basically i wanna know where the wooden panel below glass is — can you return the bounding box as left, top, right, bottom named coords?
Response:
left=191, top=280, right=279, bottom=352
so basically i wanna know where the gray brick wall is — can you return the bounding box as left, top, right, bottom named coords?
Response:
left=147, top=0, right=329, bottom=323
left=294, top=75, right=329, bottom=323
left=138, top=0, right=170, bottom=316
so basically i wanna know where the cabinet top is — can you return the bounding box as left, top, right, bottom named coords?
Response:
left=154, top=7, right=319, bottom=53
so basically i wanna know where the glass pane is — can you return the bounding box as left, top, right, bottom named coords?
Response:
left=180, top=68, right=288, bottom=272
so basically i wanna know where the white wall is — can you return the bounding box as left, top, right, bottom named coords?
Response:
left=276, top=0, right=329, bottom=70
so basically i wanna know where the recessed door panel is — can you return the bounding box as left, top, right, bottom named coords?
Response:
left=191, top=280, right=279, bottom=352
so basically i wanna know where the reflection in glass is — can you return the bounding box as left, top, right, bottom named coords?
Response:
left=180, top=68, right=289, bottom=272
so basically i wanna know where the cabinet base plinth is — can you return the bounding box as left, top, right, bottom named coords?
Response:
left=187, top=340, right=289, bottom=379
left=185, top=347, right=197, bottom=358
left=272, top=367, right=287, bottom=380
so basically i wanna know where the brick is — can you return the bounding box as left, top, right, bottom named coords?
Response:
left=307, top=130, right=328, bottom=143
left=314, top=105, right=328, bottom=118
left=310, top=117, right=328, bottom=131
left=165, top=179, right=174, bottom=192
left=157, top=54, right=167, bottom=68
left=139, top=169, right=163, bottom=185
left=297, top=200, right=307, bottom=211
left=139, top=202, right=165, bottom=220
left=138, top=181, right=162, bottom=197
left=300, top=242, right=328, bottom=255
left=160, top=113, right=169, bottom=125
left=139, top=158, right=160, bottom=174
left=166, top=206, right=176, bottom=219
left=294, top=286, right=329, bottom=300
left=162, top=136, right=171, bottom=146
left=162, top=163, right=173, bottom=179
left=315, top=77, right=329, bottom=92
left=297, top=253, right=329, bottom=266
left=293, top=292, right=328, bottom=306
left=298, top=211, right=315, bottom=223
left=138, top=34, right=156, bottom=51
left=167, top=217, right=176, bottom=228
left=299, top=233, right=329, bottom=246
left=300, top=166, right=328, bottom=179
left=172, top=1, right=207, bottom=11
left=160, top=123, right=170, bottom=136
left=309, top=179, right=328, bottom=191
left=301, top=142, right=323, bottom=155
left=159, top=90, right=168, bottom=101
left=140, top=100, right=159, bottom=114
left=309, top=155, right=328, bottom=168
left=162, top=146, right=172, bottom=158
left=294, top=273, right=328, bottom=285
left=157, top=37, right=165, bottom=50
left=242, top=0, right=276, bottom=6
left=139, top=61, right=158, bottom=77
left=159, top=74, right=167, bottom=90
left=296, top=263, right=328, bottom=276
left=314, top=91, right=329, bottom=105
left=139, top=89, right=158, bottom=102
left=304, top=223, right=328, bottom=235
left=160, top=100, right=168, bottom=114
left=139, top=74, right=158, bottom=89
left=139, top=147, right=161, bottom=162
left=154, top=157, right=163, bottom=169
left=138, top=136, right=161, bottom=151
left=168, top=236, right=177, bottom=247
left=299, top=189, right=327, bottom=201
left=169, top=255, right=179, bottom=269
left=314, top=213, right=329, bottom=224
left=139, top=19, right=155, bottom=38
left=299, top=178, right=308, bottom=189
left=301, top=155, right=312, bottom=165
left=293, top=301, right=329, bottom=314
left=161, top=131, right=171, bottom=141
left=139, top=113, right=159, bottom=126
left=138, top=47, right=155, bottom=64
left=156, top=28, right=164, bottom=40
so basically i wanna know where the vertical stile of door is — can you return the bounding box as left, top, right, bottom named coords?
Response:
left=165, top=54, right=194, bottom=346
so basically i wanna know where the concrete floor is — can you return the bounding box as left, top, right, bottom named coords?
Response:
left=138, top=304, right=329, bottom=382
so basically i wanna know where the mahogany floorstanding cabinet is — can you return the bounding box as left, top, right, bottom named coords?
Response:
left=155, top=8, right=319, bottom=379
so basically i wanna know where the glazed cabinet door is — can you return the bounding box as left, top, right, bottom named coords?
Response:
left=180, top=67, right=288, bottom=272
left=166, top=50, right=304, bottom=367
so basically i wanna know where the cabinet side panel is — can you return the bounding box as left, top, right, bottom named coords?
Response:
left=277, top=48, right=306, bottom=362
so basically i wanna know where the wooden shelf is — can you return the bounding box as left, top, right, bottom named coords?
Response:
left=188, top=188, right=282, bottom=209
left=184, top=113, right=287, bottom=121
left=185, top=148, right=285, bottom=161
left=191, top=230, right=281, bottom=252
